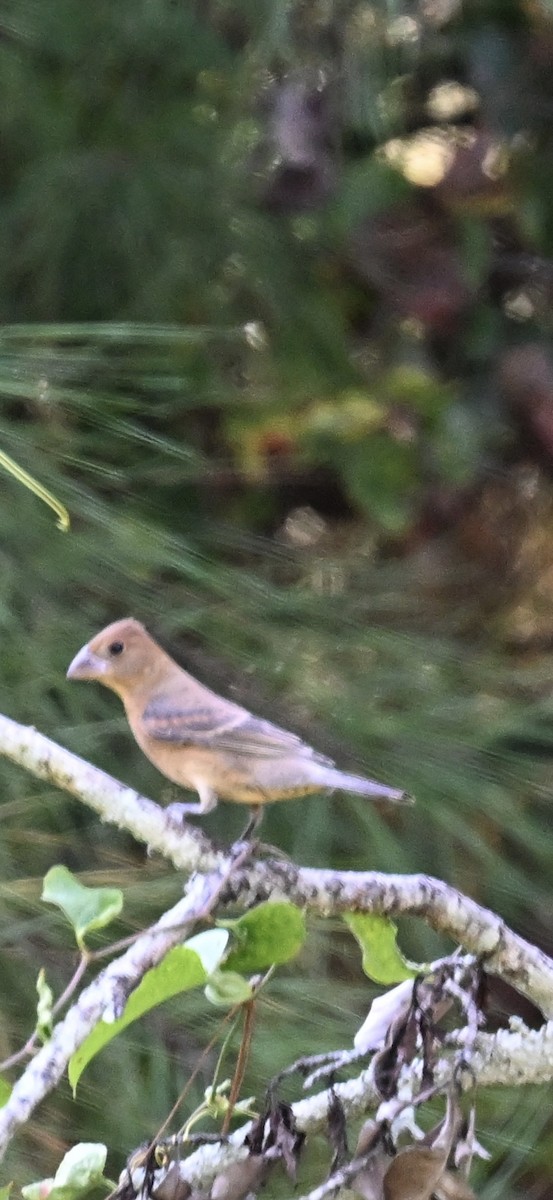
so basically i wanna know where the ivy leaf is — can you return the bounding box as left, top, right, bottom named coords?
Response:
left=42, top=866, right=123, bottom=949
left=68, top=930, right=228, bottom=1090
left=205, top=970, right=253, bottom=1008
left=22, top=1143, right=108, bottom=1200
left=222, top=902, right=306, bottom=973
left=344, top=913, right=419, bottom=984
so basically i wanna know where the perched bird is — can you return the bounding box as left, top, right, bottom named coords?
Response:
left=67, top=618, right=411, bottom=828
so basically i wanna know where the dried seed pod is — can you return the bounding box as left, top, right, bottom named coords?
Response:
left=153, top=1164, right=192, bottom=1200
left=210, top=1156, right=267, bottom=1200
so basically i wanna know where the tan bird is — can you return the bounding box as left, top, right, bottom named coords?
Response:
left=67, top=618, right=411, bottom=828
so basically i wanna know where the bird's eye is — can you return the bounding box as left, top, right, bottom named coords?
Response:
left=108, top=641, right=125, bottom=656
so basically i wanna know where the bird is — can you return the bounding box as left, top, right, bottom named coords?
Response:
left=66, top=618, right=412, bottom=831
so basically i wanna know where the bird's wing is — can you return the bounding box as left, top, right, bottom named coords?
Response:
left=142, top=697, right=334, bottom=764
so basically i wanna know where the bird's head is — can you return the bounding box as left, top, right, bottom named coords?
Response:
left=66, top=618, right=165, bottom=694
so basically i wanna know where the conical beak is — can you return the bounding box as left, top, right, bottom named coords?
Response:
left=66, top=644, right=107, bottom=680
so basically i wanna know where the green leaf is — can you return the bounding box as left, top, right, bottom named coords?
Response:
left=186, top=929, right=229, bottom=974
left=68, top=930, right=228, bottom=1091
left=332, top=158, right=412, bottom=236
left=337, top=436, right=416, bottom=534
left=204, top=970, right=253, bottom=1008
left=458, top=217, right=492, bottom=289
left=383, top=367, right=452, bottom=421
left=344, top=913, right=418, bottom=984
left=0, top=1185, right=12, bottom=1200
left=0, top=447, right=70, bottom=532
left=42, top=866, right=123, bottom=949
left=221, top=902, right=306, bottom=973
left=22, top=1144, right=107, bottom=1200
left=69, top=947, right=204, bottom=1090
left=0, top=1078, right=11, bottom=1107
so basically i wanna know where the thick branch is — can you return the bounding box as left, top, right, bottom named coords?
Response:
left=0, top=713, right=219, bottom=873
left=1, top=714, right=552, bottom=1016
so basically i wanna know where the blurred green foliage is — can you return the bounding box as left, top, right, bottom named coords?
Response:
left=1, top=0, right=553, bottom=1195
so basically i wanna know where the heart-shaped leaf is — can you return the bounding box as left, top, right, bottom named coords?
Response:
left=22, top=1143, right=108, bottom=1200
left=69, top=929, right=228, bottom=1090
left=205, top=970, right=253, bottom=1008
left=222, top=902, right=306, bottom=973
left=344, top=913, right=419, bottom=984
left=42, top=866, right=123, bottom=949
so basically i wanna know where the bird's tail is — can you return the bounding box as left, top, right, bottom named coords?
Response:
left=317, top=766, right=413, bottom=804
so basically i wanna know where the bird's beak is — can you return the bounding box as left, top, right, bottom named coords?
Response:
left=66, top=644, right=107, bottom=680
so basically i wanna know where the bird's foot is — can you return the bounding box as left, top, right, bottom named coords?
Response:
left=228, top=836, right=290, bottom=863
left=164, top=800, right=204, bottom=825
left=228, top=809, right=265, bottom=862
left=230, top=807, right=292, bottom=860
left=229, top=836, right=260, bottom=862
left=257, top=841, right=292, bottom=862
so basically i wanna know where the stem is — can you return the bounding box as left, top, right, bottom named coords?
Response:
left=221, top=999, right=256, bottom=1136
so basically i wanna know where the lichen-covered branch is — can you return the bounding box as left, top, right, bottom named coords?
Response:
left=1, top=713, right=553, bottom=1169
left=0, top=713, right=219, bottom=874
left=1, top=713, right=552, bottom=1015
left=120, top=1018, right=553, bottom=1196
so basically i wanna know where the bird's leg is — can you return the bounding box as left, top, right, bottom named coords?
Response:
left=165, top=787, right=218, bottom=824
left=232, top=805, right=291, bottom=862
left=239, top=804, right=263, bottom=841
left=228, top=805, right=263, bottom=859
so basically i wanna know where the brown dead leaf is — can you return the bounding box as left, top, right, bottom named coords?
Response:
left=153, top=1164, right=192, bottom=1200
left=350, top=1120, right=392, bottom=1200
left=435, top=1170, right=477, bottom=1200
left=327, top=1090, right=348, bottom=1169
left=210, top=1156, right=267, bottom=1200
left=383, top=1145, right=447, bottom=1200
left=424, top=1089, right=461, bottom=1155
left=352, top=1149, right=390, bottom=1200
left=267, top=1102, right=305, bottom=1178
left=355, top=1121, right=382, bottom=1157
left=373, top=1006, right=419, bottom=1100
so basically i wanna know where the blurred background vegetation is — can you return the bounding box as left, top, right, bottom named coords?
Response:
left=2, top=0, right=553, bottom=1193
